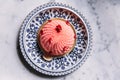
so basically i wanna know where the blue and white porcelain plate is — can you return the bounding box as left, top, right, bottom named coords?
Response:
left=19, top=2, right=92, bottom=76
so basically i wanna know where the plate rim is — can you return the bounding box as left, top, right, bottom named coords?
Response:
left=19, top=2, right=93, bottom=76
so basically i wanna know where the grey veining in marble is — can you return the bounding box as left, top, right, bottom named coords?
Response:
left=0, top=0, right=120, bottom=80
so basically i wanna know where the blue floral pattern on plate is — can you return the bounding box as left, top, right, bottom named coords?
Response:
left=19, top=2, right=92, bottom=76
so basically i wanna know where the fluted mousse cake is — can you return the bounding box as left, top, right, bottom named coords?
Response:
left=38, top=18, right=76, bottom=61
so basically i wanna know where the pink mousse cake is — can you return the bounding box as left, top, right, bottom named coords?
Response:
left=38, top=18, right=76, bottom=60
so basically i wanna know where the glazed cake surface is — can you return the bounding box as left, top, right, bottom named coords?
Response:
left=38, top=18, right=76, bottom=57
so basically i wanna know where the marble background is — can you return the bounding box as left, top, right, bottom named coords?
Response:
left=0, top=0, right=120, bottom=80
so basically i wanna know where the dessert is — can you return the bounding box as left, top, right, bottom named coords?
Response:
left=38, top=18, right=76, bottom=61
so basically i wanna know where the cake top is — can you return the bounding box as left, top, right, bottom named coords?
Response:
left=38, top=18, right=76, bottom=61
